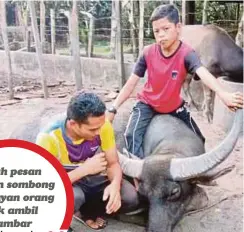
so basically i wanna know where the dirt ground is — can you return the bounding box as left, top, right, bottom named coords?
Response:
left=0, top=80, right=243, bottom=232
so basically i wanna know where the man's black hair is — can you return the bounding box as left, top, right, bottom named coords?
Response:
left=150, top=4, right=180, bottom=24
left=67, top=91, right=106, bottom=124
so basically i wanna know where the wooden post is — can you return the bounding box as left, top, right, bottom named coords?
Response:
left=236, top=3, right=240, bottom=22
left=16, top=4, right=26, bottom=40
left=67, top=11, right=72, bottom=55
left=202, top=0, right=208, bottom=25
left=40, top=0, right=46, bottom=47
left=50, top=8, right=55, bottom=54
left=115, top=0, right=125, bottom=89
left=28, top=1, right=48, bottom=98
left=24, top=6, right=31, bottom=52
left=87, top=16, right=94, bottom=57
left=139, top=0, right=144, bottom=53
left=181, top=0, right=186, bottom=25
left=71, top=0, right=82, bottom=90
left=129, top=0, right=136, bottom=61
left=110, top=0, right=117, bottom=59
left=0, top=0, right=14, bottom=99
left=27, top=29, right=31, bottom=52
left=235, top=12, right=243, bottom=47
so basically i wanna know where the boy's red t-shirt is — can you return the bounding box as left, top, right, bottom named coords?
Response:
left=134, top=42, right=201, bottom=113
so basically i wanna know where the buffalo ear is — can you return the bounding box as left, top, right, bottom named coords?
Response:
left=190, top=165, right=235, bottom=186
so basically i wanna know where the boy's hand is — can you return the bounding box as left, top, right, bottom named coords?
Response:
left=107, top=112, right=116, bottom=123
left=220, top=91, right=243, bottom=111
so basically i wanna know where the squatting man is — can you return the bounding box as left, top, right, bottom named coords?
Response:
left=36, top=91, right=140, bottom=230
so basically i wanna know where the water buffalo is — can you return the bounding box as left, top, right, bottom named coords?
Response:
left=180, top=24, right=243, bottom=122
left=114, top=105, right=243, bottom=232
left=9, top=102, right=242, bottom=232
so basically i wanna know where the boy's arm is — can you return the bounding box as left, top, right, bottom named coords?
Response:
left=112, top=73, right=140, bottom=109
left=108, top=52, right=147, bottom=122
left=196, top=66, right=243, bottom=110
left=185, top=51, right=243, bottom=111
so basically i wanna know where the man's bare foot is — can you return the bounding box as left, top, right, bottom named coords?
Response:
left=85, top=217, right=107, bottom=230
left=73, top=212, right=107, bottom=230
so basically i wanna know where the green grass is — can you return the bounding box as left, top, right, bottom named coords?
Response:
left=93, top=45, right=110, bottom=55
left=93, top=43, right=132, bottom=55
left=56, top=41, right=146, bottom=56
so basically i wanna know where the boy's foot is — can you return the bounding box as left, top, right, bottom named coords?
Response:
left=122, top=148, right=141, bottom=160
left=73, top=211, right=107, bottom=231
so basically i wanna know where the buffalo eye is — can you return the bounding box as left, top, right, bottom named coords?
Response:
left=167, top=186, right=181, bottom=201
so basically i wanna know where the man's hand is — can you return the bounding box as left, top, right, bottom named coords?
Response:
left=106, top=112, right=115, bottom=123
left=219, top=91, right=243, bottom=111
left=83, top=153, right=107, bottom=175
left=103, top=183, right=121, bottom=214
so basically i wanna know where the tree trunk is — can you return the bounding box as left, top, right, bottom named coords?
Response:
left=235, top=12, right=243, bottom=48
left=0, top=0, right=14, bottom=99
left=129, top=0, right=137, bottom=61
left=28, top=1, right=48, bottom=98
left=71, top=0, right=82, bottom=90
left=139, top=0, right=144, bottom=53
left=50, top=8, right=55, bottom=54
left=115, top=0, right=125, bottom=89
left=202, top=0, right=208, bottom=25
left=110, top=0, right=116, bottom=59
left=40, top=0, right=45, bottom=50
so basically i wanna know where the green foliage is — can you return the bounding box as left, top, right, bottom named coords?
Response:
left=79, top=26, right=88, bottom=45
left=195, top=0, right=240, bottom=24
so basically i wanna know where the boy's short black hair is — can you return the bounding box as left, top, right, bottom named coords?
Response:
left=150, top=4, right=180, bottom=24
left=67, top=90, right=106, bottom=124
